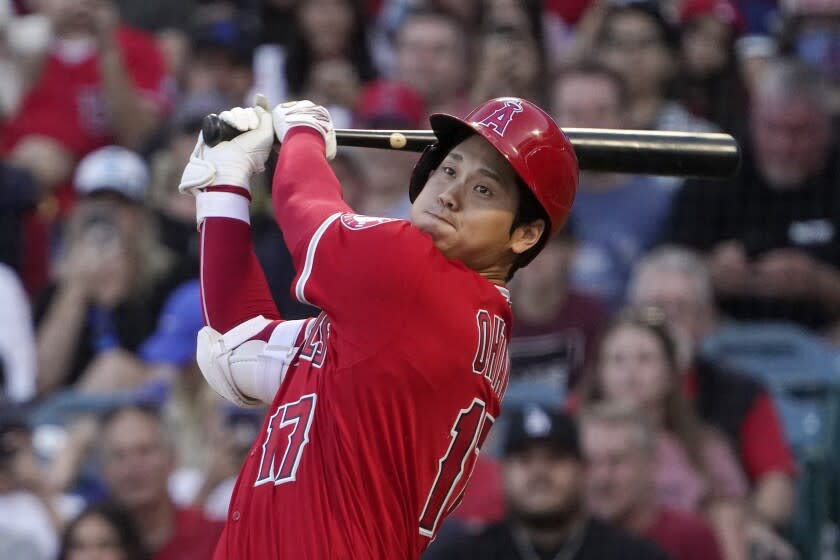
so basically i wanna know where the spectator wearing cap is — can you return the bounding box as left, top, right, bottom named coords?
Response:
left=550, top=62, right=675, bottom=311
left=349, top=80, right=425, bottom=219
left=677, top=0, right=749, bottom=133
left=425, top=404, right=670, bottom=560
left=593, top=1, right=716, bottom=134
left=99, top=405, right=223, bottom=560
left=186, top=17, right=257, bottom=108
left=34, top=146, right=188, bottom=397
left=581, top=402, right=723, bottom=560
left=0, top=0, right=170, bottom=199
left=509, top=224, right=607, bottom=396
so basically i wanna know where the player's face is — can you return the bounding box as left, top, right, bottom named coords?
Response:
left=410, top=135, right=541, bottom=277
left=503, top=445, right=583, bottom=523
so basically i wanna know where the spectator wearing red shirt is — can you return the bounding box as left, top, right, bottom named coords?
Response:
left=627, top=246, right=798, bottom=554
left=580, top=402, right=723, bottom=560
left=1, top=0, right=170, bottom=197
left=100, top=405, right=223, bottom=560
left=510, top=224, right=607, bottom=396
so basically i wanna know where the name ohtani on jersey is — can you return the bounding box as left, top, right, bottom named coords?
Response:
left=471, top=309, right=509, bottom=401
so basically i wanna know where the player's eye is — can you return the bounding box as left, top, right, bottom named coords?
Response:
left=441, top=166, right=456, bottom=177
left=474, top=184, right=492, bottom=196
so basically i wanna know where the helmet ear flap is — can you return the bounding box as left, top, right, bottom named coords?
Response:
left=409, top=143, right=448, bottom=202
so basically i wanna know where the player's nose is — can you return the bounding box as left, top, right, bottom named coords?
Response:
left=437, top=183, right=460, bottom=211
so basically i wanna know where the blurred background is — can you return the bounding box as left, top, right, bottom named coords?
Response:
left=0, top=0, right=839, bottom=559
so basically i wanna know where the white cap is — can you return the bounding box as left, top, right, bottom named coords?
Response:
left=73, top=146, right=150, bottom=202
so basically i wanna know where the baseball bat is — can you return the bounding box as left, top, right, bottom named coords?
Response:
left=202, top=114, right=740, bottom=179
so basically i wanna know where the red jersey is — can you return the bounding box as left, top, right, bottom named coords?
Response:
left=213, top=129, right=512, bottom=559
left=1, top=26, right=170, bottom=158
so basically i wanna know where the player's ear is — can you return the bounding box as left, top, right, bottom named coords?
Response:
left=510, top=219, right=545, bottom=255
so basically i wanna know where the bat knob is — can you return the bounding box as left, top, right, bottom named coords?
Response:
left=201, top=114, right=241, bottom=147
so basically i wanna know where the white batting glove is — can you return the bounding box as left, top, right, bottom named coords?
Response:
left=179, top=94, right=274, bottom=194
left=272, top=100, right=337, bottom=160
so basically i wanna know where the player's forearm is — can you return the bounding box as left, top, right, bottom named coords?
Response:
left=99, top=43, right=161, bottom=150
left=272, top=128, right=351, bottom=252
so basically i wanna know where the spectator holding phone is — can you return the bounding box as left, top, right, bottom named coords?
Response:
left=34, top=146, right=185, bottom=396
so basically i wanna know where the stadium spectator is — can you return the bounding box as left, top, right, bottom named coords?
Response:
left=100, top=405, right=223, bottom=560
left=470, top=0, right=548, bottom=106
left=0, top=161, right=40, bottom=284
left=776, top=0, right=840, bottom=116
left=593, top=1, right=715, bottom=133
left=0, top=406, right=63, bottom=560
left=34, top=146, right=184, bottom=396
left=580, top=402, right=723, bottom=560
left=677, top=0, right=749, bottom=133
left=0, top=0, right=170, bottom=196
left=147, top=93, right=231, bottom=274
left=289, top=0, right=375, bottom=122
left=510, top=224, right=607, bottom=395
left=0, top=263, right=36, bottom=403
left=627, top=247, right=798, bottom=532
left=349, top=80, right=424, bottom=219
left=186, top=17, right=257, bottom=109
left=58, top=500, right=149, bottom=560
left=551, top=62, right=674, bottom=310
left=582, top=308, right=749, bottom=560
left=425, top=404, right=670, bottom=560
left=393, top=8, right=472, bottom=118
left=665, top=58, right=840, bottom=333
left=139, top=280, right=250, bottom=520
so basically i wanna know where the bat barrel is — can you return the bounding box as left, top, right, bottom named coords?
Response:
left=335, top=128, right=740, bottom=179
left=563, top=128, right=740, bottom=178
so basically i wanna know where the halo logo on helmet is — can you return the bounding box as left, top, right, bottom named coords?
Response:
left=478, top=100, right=524, bottom=137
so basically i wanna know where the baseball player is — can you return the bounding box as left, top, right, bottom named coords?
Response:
left=178, top=94, right=578, bottom=558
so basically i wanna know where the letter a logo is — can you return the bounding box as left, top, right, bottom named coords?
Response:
left=477, top=100, right=523, bottom=137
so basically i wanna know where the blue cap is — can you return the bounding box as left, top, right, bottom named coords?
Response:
left=139, top=280, right=203, bottom=367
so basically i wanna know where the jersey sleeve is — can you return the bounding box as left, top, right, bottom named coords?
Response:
left=272, top=128, right=432, bottom=340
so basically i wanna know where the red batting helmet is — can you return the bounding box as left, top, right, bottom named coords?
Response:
left=408, top=97, right=578, bottom=237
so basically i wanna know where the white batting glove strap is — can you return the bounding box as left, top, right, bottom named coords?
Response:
left=178, top=103, right=274, bottom=194
left=272, top=100, right=337, bottom=160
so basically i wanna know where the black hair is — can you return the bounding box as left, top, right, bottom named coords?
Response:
left=58, top=501, right=150, bottom=560
left=284, top=0, right=377, bottom=96
left=507, top=179, right=551, bottom=281
left=597, top=1, right=680, bottom=52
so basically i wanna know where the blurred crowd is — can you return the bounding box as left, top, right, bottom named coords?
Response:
left=1, top=0, right=839, bottom=559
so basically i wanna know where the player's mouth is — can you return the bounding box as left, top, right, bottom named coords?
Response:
left=425, top=211, right=455, bottom=228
